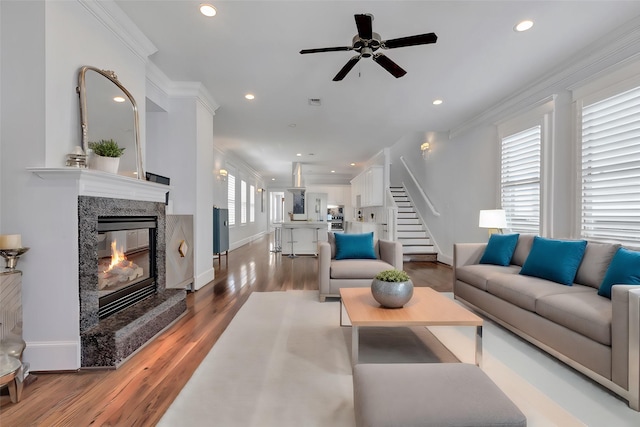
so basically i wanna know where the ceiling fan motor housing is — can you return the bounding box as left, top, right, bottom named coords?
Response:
left=352, top=32, right=381, bottom=57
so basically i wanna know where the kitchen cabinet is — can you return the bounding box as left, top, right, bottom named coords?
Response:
left=351, top=165, right=383, bottom=207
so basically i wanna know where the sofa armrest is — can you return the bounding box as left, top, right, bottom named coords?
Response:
left=611, top=284, right=640, bottom=403
left=379, top=239, right=403, bottom=270
left=453, top=243, right=486, bottom=268
left=317, top=241, right=332, bottom=301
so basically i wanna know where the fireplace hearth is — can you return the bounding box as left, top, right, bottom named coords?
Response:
left=78, top=196, right=186, bottom=368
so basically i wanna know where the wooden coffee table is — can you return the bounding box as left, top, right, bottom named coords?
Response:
left=339, top=287, right=483, bottom=367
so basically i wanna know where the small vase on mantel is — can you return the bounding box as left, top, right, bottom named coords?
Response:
left=90, top=154, right=120, bottom=174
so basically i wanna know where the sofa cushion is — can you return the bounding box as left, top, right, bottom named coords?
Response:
left=536, top=290, right=612, bottom=345
left=456, top=264, right=521, bottom=291
left=335, top=232, right=376, bottom=260
left=511, top=234, right=535, bottom=266
left=598, top=247, right=640, bottom=299
left=479, top=233, right=519, bottom=266
left=574, top=241, right=620, bottom=289
left=486, top=273, right=592, bottom=312
left=519, top=237, right=587, bottom=286
left=331, top=259, right=394, bottom=280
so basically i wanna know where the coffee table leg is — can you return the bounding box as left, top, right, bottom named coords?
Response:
left=352, top=325, right=359, bottom=367
left=475, top=325, right=483, bottom=367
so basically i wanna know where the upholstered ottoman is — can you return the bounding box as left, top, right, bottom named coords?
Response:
left=353, top=363, right=526, bottom=427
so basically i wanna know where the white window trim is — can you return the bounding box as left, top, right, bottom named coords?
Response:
left=572, top=59, right=640, bottom=240
left=497, top=98, right=554, bottom=236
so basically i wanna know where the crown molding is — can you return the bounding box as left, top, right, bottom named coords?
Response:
left=450, top=15, right=640, bottom=139
left=145, top=62, right=220, bottom=116
left=77, top=0, right=157, bottom=62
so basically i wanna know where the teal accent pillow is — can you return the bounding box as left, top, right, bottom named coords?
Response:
left=479, top=233, right=520, bottom=266
left=519, top=237, right=587, bottom=286
left=598, top=248, right=640, bottom=299
left=334, top=232, right=376, bottom=260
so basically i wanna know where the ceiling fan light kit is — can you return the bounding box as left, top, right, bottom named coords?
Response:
left=300, top=13, right=437, bottom=81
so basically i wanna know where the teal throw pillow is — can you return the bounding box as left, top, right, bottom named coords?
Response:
left=598, top=248, right=640, bottom=299
left=479, top=233, right=520, bottom=266
left=334, top=232, right=376, bottom=260
left=519, top=236, right=587, bottom=286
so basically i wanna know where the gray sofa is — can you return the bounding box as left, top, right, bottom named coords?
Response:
left=317, top=233, right=403, bottom=302
left=454, top=234, right=640, bottom=410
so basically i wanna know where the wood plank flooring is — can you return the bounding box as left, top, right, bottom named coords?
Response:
left=0, top=233, right=452, bottom=426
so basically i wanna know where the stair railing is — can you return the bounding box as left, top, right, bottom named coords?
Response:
left=399, top=156, right=440, bottom=217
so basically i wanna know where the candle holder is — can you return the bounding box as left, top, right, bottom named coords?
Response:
left=0, top=248, right=30, bottom=270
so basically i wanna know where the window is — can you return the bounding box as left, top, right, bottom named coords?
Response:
left=240, top=180, right=247, bottom=224
left=580, top=84, right=640, bottom=245
left=227, top=174, right=236, bottom=226
left=250, top=185, right=255, bottom=222
left=501, top=126, right=541, bottom=234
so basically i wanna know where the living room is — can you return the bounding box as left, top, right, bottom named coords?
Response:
left=2, top=0, right=640, bottom=425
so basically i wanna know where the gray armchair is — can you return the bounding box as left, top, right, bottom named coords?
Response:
left=317, top=233, right=403, bottom=302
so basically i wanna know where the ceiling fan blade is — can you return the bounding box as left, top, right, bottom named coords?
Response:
left=383, top=32, right=438, bottom=49
left=333, top=55, right=361, bottom=81
left=300, top=46, right=352, bottom=54
left=372, top=53, right=406, bottom=78
left=354, top=14, right=373, bottom=40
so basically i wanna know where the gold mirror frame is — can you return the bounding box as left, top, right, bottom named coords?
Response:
left=77, top=66, right=144, bottom=179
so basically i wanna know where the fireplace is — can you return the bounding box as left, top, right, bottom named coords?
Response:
left=97, top=216, right=157, bottom=319
left=78, top=195, right=186, bottom=368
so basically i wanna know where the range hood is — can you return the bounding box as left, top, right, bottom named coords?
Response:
left=290, top=162, right=305, bottom=189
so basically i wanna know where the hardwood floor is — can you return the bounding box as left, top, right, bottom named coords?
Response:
left=0, top=234, right=452, bottom=426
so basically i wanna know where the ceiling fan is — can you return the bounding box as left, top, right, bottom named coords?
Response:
left=300, top=13, right=437, bottom=81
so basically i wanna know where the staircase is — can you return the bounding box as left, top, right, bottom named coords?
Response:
left=390, top=187, right=437, bottom=262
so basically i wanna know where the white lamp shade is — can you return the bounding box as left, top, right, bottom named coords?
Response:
left=478, top=209, right=507, bottom=229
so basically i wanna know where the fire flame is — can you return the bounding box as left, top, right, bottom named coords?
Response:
left=106, top=240, right=133, bottom=272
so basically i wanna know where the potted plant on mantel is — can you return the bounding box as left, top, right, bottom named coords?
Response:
left=371, top=269, right=414, bottom=308
left=88, top=139, right=125, bottom=174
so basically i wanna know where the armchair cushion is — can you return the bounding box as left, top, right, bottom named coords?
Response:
left=335, top=232, right=376, bottom=260
left=331, top=259, right=395, bottom=279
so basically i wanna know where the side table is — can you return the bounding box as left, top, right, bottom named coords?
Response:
left=0, top=354, right=27, bottom=403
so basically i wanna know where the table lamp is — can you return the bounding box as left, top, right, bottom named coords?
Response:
left=478, top=210, right=507, bottom=235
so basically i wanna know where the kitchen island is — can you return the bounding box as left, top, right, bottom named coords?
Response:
left=281, top=221, right=328, bottom=256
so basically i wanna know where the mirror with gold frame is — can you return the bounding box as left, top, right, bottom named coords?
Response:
left=77, top=66, right=143, bottom=179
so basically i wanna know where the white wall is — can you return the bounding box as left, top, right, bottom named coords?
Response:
left=0, top=0, right=149, bottom=370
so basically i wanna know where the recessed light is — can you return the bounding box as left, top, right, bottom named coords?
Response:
left=245, top=93, right=255, bottom=100
left=199, top=4, right=217, bottom=17
left=350, top=163, right=356, bottom=166
left=271, top=178, right=276, bottom=181
left=432, top=99, right=443, bottom=105
left=514, top=20, right=533, bottom=32
left=296, top=153, right=302, bottom=157
left=288, top=123, right=297, bottom=128
left=113, top=96, right=126, bottom=103
left=331, top=170, right=336, bottom=173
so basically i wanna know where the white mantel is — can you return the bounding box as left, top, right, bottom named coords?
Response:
left=28, top=168, right=170, bottom=203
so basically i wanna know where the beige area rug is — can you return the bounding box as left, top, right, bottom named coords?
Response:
left=159, top=290, right=639, bottom=426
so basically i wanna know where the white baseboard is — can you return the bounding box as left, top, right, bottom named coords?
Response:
left=23, top=340, right=80, bottom=371
left=194, top=267, right=214, bottom=291
left=230, top=231, right=266, bottom=251
left=438, top=253, right=453, bottom=266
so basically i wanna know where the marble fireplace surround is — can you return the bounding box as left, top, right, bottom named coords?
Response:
left=78, top=195, right=186, bottom=368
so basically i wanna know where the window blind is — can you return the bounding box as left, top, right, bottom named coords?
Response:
left=241, top=180, right=247, bottom=224
left=227, top=174, right=236, bottom=226
left=501, top=126, right=541, bottom=234
left=581, top=85, right=640, bottom=245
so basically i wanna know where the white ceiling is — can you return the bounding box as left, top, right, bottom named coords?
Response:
left=116, top=0, right=640, bottom=185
